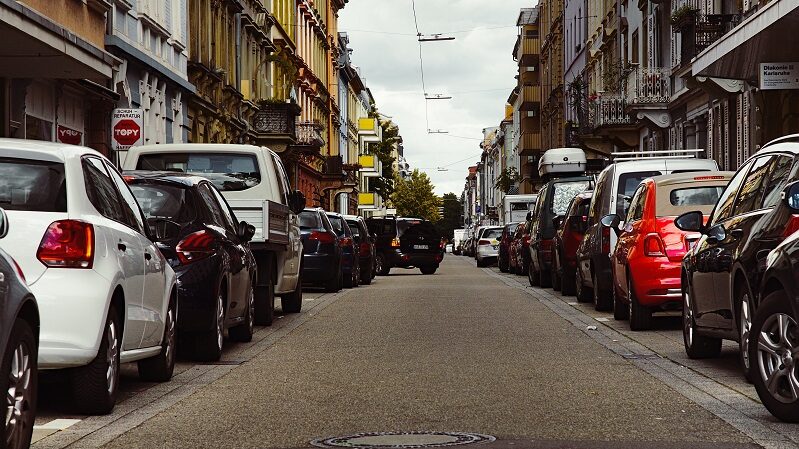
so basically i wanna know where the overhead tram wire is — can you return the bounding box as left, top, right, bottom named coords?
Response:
left=410, top=0, right=431, bottom=131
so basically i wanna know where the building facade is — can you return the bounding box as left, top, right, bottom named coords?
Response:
left=512, top=7, right=543, bottom=194
left=539, top=0, right=566, bottom=152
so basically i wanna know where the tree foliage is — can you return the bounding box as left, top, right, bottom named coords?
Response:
left=368, top=105, right=398, bottom=201
left=495, top=167, right=520, bottom=194
left=391, top=169, right=440, bottom=222
left=436, top=192, right=463, bottom=240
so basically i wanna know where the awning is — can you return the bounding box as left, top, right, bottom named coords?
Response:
left=0, top=0, right=117, bottom=79
left=693, top=0, right=799, bottom=81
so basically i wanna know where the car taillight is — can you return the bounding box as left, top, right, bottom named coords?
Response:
left=176, top=230, right=215, bottom=265
left=644, top=233, right=666, bottom=257
left=11, top=258, right=25, bottom=283
left=783, top=214, right=799, bottom=238
left=602, top=226, right=610, bottom=254
left=309, top=231, right=335, bottom=244
left=523, top=234, right=531, bottom=244
left=339, top=237, right=353, bottom=247
left=37, top=220, right=94, bottom=269
left=391, top=238, right=401, bottom=248
left=478, top=239, right=491, bottom=246
left=359, top=242, right=371, bottom=256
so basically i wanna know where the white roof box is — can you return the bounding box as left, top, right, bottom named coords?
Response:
left=538, top=148, right=587, bottom=177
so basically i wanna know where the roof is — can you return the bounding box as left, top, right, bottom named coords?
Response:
left=122, top=170, right=211, bottom=187
left=0, top=138, right=103, bottom=163
left=517, top=7, right=539, bottom=26
left=650, top=171, right=735, bottom=187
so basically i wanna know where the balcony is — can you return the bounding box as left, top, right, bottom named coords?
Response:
left=323, top=155, right=343, bottom=176
left=358, top=192, right=377, bottom=208
left=295, top=121, right=325, bottom=151
left=517, top=132, right=542, bottom=157
left=251, top=102, right=301, bottom=143
left=520, top=84, right=541, bottom=111
left=358, top=154, right=381, bottom=176
left=358, top=117, right=379, bottom=135
left=515, top=35, right=540, bottom=66
left=589, top=95, right=631, bottom=128
left=674, top=9, right=741, bottom=64
left=625, top=66, right=670, bottom=105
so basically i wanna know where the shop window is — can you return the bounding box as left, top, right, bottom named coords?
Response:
left=25, top=116, right=52, bottom=142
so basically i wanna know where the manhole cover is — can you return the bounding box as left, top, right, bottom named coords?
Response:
left=311, top=431, right=495, bottom=448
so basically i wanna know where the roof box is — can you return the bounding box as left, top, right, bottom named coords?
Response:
left=538, top=148, right=587, bottom=177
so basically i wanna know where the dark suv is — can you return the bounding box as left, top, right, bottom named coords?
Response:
left=366, top=216, right=443, bottom=275
left=552, top=191, right=593, bottom=295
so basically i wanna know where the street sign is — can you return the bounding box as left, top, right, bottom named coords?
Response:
left=56, top=125, right=82, bottom=145
left=759, top=63, right=799, bottom=90
left=111, top=109, right=144, bottom=151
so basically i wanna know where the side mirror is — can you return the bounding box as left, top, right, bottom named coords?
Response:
left=238, top=221, right=256, bottom=242
left=0, top=208, right=8, bottom=239
left=289, top=190, right=306, bottom=215
left=783, top=181, right=799, bottom=212
left=600, top=214, right=621, bottom=231
left=553, top=215, right=564, bottom=229
left=674, top=211, right=704, bottom=232
left=706, top=223, right=727, bottom=242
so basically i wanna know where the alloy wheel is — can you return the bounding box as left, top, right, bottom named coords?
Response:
left=683, top=288, right=694, bottom=349
left=247, top=288, right=255, bottom=334
left=215, top=293, right=225, bottom=351
left=628, top=278, right=634, bottom=319
left=756, top=312, right=799, bottom=404
left=375, top=256, right=383, bottom=274
left=5, top=340, right=32, bottom=449
left=164, top=306, right=176, bottom=368
left=741, top=294, right=753, bottom=371
left=106, top=320, right=119, bottom=395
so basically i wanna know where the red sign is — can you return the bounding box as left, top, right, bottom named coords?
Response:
left=57, top=125, right=82, bottom=145
left=113, top=119, right=142, bottom=146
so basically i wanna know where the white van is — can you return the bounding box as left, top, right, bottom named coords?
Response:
left=503, top=194, right=538, bottom=224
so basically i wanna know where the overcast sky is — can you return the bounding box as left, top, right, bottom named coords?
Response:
left=339, top=0, right=531, bottom=196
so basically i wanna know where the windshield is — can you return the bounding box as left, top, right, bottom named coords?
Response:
left=136, top=153, right=261, bottom=192
left=483, top=229, right=502, bottom=240
left=0, top=158, right=66, bottom=212
left=551, top=181, right=590, bottom=215
left=129, top=183, right=196, bottom=224
left=327, top=215, right=348, bottom=236
left=299, top=211, right=321, bottom=229
left=346, top=220, right=361, bottom=238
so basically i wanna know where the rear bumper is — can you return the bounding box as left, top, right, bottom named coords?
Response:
left=629, top=259, right=682, bottom=308
left=174, top=260, right=220, bottom=333
left=477, top=246, right=499, bottom=260
left=302, top=253, right=338, bottom=283
left=386, top=249, right=441, bottom=268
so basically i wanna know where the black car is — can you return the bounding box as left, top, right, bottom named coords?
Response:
left=553, top=191, right=593, bottom=296
left=527, top=176, right=592, bottom=288
left=0, top=208, right=39, bottom=449
left=299, top=208, right=343, bottom=292
left=327, top=213, right=360, bottom=288
left=676, top=137, right=799, bottom=379
left=344, top=215, right=375, bottom=285
left=126, top=172, right=258, bottom=362
left=748, top=197, right=799, bottom=422
left=366, top=216, right=442, bottom=275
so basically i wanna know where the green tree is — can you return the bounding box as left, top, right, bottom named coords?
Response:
left=436, top=192, right=463, bottom=240
left=368, top=105, right=398, bottom=201
left=391, top=169, right=440, bottom=222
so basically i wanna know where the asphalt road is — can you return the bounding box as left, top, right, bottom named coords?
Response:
left=31, top=256, right=797, bottom=449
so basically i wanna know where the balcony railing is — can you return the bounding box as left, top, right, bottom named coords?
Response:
left=672, top=0, right=741, bottom=64
left=295, top=121, right=325, bottom=148
left=589, top=95, right=631, bottom=128
left=625, top=66, right=670, bottom=104
left=520, top=84, right=541, bottom=111
left=251, top=102, right=300, bottom=140
left=515, top=36, right=540, bottom=65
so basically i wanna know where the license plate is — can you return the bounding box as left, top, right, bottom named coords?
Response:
left=492, top=245, right=499, bottom=250
left=413, top=244, right=429, bottom=250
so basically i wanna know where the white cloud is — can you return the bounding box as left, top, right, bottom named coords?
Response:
left=340, top=0, right=532, bottom=195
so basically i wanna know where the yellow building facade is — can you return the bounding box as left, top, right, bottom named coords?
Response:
left=539, top=0, right=565, bottom=151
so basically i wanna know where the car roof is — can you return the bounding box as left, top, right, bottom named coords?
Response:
left=123, top=170, right=210, bottom=187
left=302, top=207, right=325, bottom=213
left=611, top=157, right=718, bottom=173
left=0, top=138, right=103, bottom=163
left=342, top=215, right=363, bottom=221
left=129, top=143, right=264, bottom=154
left=650, top=171, right=734, bottom=187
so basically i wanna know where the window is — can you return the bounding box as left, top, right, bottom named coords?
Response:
left=346, top=220, right=361, bottom=239
left=631, top=30, right=639, bottom=65
left=616, top=171, right=661, bottom=217
left=208, top=184, right=240, bottom=229
left=130, top=183, right=196, bottom=225
left=299, top=211, right=321, bottom=229
left=589, top=170, right=610, bottom=224
left=761, top=155, right=795, bottom=209
left=710, top=159, right=753, bottom=224
left=733, top=155, right=772, bottom=216
left=82, top=157, right=127, bottom=225
left=328, top=215, right=347, bottom=237
left=551, top=180, right=591, bottom=215
left=137, top=153, right=261, bottom=192
left=198, top=183, right=234, bottom=232
left=669, top=187, right=725, bottom=207
left=0, top=158, right=66, bottom=212
left=626, top=185, right=647, bottom=222
left=271, top=152, right=291, bottom=204
left=105, top=162, right=145, bottom=233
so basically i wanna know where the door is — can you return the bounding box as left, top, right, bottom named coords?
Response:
left=615, top=184, right=648, bottom=299
left=272, top=153, right=301, bottom=288
left=82, top=157, right=146, bottom=350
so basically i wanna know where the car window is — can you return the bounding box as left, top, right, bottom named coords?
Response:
left=669, top=186, right=724, bottom=207
left=82, top=157, right=127, bottom=224
left=328, top=216, right=349, bottom=237
left=483, top=229, right=502, bottom=240
left=589, top=170, right=609, bottom=224
left=761, top=155, right=795, bottom=209
left=733, top=155, right=773, bottom=216
left=137, top=152, right=261, bottom=192
left=130, top=183, right=197, bottom=225
left=616, top=171, right=661, bottom=217
left=710, top=159, right=753, bottom=224
left=626, top=185, right=647, bottom=223
left=198, top=183, right=235, bottom=232
left=271, top=152, right=291, bottom=204
left=551, top=180, right=590, bottom=215
left=576, top=196, right=592, bottom=216
left=300, top=211, right=321, bottom=229
left=346, top=220, right=362, bottom=239
left=208, top=184, right=240, bottom=228
left=0, top=157, right=66, bottom=212
left=105, top=162, right=145, bottom=233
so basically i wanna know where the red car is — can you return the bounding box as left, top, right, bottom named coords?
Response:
left=604, top=172, right=733, bottom=330
left=552, top=191, right=592, bottom=296
left=508, top=221, right=529, bottom=276
left=498, top=222, right=520, bottom=273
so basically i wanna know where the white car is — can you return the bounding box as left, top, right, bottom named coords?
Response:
left=0, top=139, right=177, bottom=415
left=475, top=226, right=503, bottom=267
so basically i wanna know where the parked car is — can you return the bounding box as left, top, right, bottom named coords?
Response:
left=0, top=208, right=39, bottom=449
left=327, top=213, right=360, bottom=288
left=453, top=229, right=466, bottom=255
left=528, top=175, right=592, bottom=288
left=601, top=172, right=733, bottom=330
left=509, top=221, right=530, bottom=276
left=476, top=226, right=503, bottom=267
left=552, top=191, right=592, bottom=296
left=299, top=208, right=342, bottom=292
left=123, top=144, right=306, bottom=327
left=0, top=139, right=177, bottom=414
left=125, top=172, right=258, bottom=361
left=344, top=215, right=375, bottom=285
left=576, top=156, right=719, bottom=310
left=498, top=222, right=520, bottom=272
left=748, top=220, right=799, bottom=422
left=677, top=138, right=799, bottom=379
left=366, top=216, right=443, bottom=275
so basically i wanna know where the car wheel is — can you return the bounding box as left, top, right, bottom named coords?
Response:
left=353, top=261, right=360, bottom=287
left=540, top=259, right=552, bottom=288
left=230, top=284, right=257, bottom=341
left=195, top=290, right=225, bottom=362
left=476, top=257, right=485, bottom=268
left=1, top=320, right=37, bottom=449
left=343, top=267, right=355, bottom=288
left=749, top=291, right=799, bottom=422
left=739, top=288, right=755, bottom=382
left=551, top=254, right=562, bottom=292
left=254, top=256, right=275, bottom=326
left=628, top=276, right=652, bottom=331
left=592, top=271, right=611, bottom=311
left=361, top=261, right=373, bottom=285
left=420, top=266, right=437, bottom=275
left=325, top=265, right=343, bottom=292
left=71, top=307, right=120, bottom=415
left=576, top=267, right=592, bottom=303
left=499, top=255, right=508, bottom=272
left=280, top=274, right=303, bottom=314
left=683, top=282, right=722, bottom=359
left=528, top=261, right=539, bottom=287
left=613, top=284, right=629, bottom=321
left=376, top=253, right=390, bottom=276
left=561, top=267, right=576, bottom=296
left=138, top=298, right=177, bottom=381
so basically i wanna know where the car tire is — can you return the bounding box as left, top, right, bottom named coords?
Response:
left=592, top=271, right=612, bottom=311
left=613, top=285, right=629, bottom=321
left=738, top=288, right=755, bottom=382
left=683, top=282, right=722, bottom=359
left=540, top=262, right=552, bottom=288
left=499, top=255, right=508, bottom=272
left=281, top=274, right=303, bottom=314
left=561, top=268, right=576, bottom=296
left=138, top=298, right=177, bottom=381
left=576, top=268, right=592, bottom=303
left=254, top=255, right=275, bottom=326
left=420, top=266, right=437, bottom=275
left=1, top=319, right=37, bottom=449
left=749, top=291, right=799, bottom=422
left=325, top=265, right=343, bottom=292
left=194, top=290, right=225, bottom=362
left=551, top=253, right=562, bottom=292
left=343, top=267, right=355, bottom=288
left=628, top=276, right=652, bottom=331
left=230, top=284, right=257, bottom=341
left=476, top=257, right=485, bottom=268
left=376, top=253, right=390, bottom=276
left=528, top=261, right=539, bottom=287
left=361, top=262, right=373, bottom=285
left=71, top=307, right=120, bottom=415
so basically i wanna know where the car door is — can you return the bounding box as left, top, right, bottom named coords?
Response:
left=690, top=158, right=753, bottom=328
left=615, top=184, right=647, bottom=299
left=104, top=161, right=167, bottom=348
left=82, top=157, right=146, bottom=350
left=271, top=153, right=301, bottom=284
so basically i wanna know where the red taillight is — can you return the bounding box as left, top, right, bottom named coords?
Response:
left=309, top=231, right=336, bottom=244
left=11, top=258, right=25, bottom=283
left=391, top=238, right=401, bottom=248
left=783, top=215, right=799, bottom=239
left=644, top=233, right=666, bottom=257
left=37, top=220, right=94, bottom=269
left=359, top=242, right=371, bottom=257
left=176, top=230, right=215, bottom=265
left=122, top=175, right=136, bottom=183
left=602, top=226, right=610, bottom=254
left=523, top=234, right=531, bottom=244
left=339, top=237, right=353, bottom=247
left=478, top=239, right=491, bottom=246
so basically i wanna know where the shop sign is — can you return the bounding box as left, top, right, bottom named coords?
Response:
left=56, top=125, right=82, bottom=145
left=759, top=63, right=799, bottom=90
left=112, top=109, right=144, bottom=151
